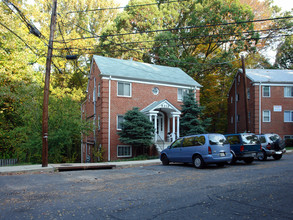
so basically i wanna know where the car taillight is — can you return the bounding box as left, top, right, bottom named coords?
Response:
left=240, top=145, right=244, bottom=152
left=267, top=143, right=271, bottom=150
left=208, top=146, right=212, bottom=154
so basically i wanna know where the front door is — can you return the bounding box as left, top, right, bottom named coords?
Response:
left=157, top=113, right=164, bottom=141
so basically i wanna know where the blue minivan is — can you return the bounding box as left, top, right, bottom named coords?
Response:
left=160, top=134, right=232, bottom=168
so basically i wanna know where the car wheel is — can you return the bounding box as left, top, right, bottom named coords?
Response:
left=257, top=151, right=267, bottom=161
left=273, top=154, right=282, bottom=160
left=161, top=154, right=169, bottom=165
left=228, top=154, right=236, bottom=165
left=244, top=157, right=254, bottom=164
left=193, top=155, right=204, bottom=169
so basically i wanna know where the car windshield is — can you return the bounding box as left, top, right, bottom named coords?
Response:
left=209, top=134, right=229, bottom=145
left=268, top=134, right=280, bottom=142
left=242, top=134, right=259, bottom=145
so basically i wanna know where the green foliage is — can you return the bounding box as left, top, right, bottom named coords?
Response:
left=118, top=107, right=155, bottom=148
left=180, top=91, right=211, bottom=136
left=275, top=36, right=293, bottom=69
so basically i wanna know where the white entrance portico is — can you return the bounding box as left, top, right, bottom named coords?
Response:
left=141, top=100, right=181, bottom=144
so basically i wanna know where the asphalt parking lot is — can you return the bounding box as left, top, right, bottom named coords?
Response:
left=1, top=153, right=293, bottom=220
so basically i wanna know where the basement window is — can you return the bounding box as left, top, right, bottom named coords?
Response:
left=117, top=145, right=132, bottom=157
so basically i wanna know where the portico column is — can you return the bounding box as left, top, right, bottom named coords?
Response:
left=172, top=115, right=175, bottom=141
left=154, top=114, right=158, bottom=142
left=176, top=116, right=180, bottom=138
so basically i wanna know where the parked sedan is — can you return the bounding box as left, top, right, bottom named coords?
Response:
left=256, top=134, right=286, bottom=161
left=160, top=134, right=232, bottom=168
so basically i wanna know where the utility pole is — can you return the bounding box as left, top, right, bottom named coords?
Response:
left=241, top=55, right=249, bottom=133
left=42, top=0, right=57, bottom=167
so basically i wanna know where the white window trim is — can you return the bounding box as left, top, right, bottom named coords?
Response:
left=284, top=87, right=293, bottom=98
left=117, top=145, right=132, bottom=157
left=284, top=110, right=293, bottom=122
left=262, top=86, right=271, bottom=97
left=247, top=88, right=250, bottom=100
left=98, top=83, right=101, bottom=97
left=117, top=81, right=132, bottom=97
left=263, top=110, right=271, bottom=122
left=98, top=115, right=101, bottom=130
left=178, top=88, right=191, bottom=102
left=117, top=115, right=124, bottom=130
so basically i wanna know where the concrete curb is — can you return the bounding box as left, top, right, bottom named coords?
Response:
left=0, top=165, right=55, bottom=176
left=0, top=159, right=162, bottom=175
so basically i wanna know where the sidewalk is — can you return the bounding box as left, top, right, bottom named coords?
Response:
left=0, top=159, right=162, bottom=175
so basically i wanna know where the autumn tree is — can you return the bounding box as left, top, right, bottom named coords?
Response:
left=275, top=36, right=293, bottom=69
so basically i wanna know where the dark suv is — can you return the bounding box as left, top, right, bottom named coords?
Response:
left=224, top=133, right=262, bottom=164
left=256, top=134, right=286, bottom=160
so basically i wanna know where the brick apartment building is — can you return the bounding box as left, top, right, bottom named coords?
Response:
left=227, top=69, right=293, bottom=139
left=81, top=55, right=201, bottom=162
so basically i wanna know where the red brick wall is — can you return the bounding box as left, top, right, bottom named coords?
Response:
left=86, top=61, right=200, bottom=161
left=227, top=71, right=293, bottom=139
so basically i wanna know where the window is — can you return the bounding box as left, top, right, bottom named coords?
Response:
left=98, top=115, right=100, bottom=130
left=170, top=138, right=182, bottom=148
left=209, top=134, right=228, bottom=145
left=237, top=114, right=240, bottom=122
left=248, top=112, right=251, bottom=123
left=284, top=87, right=293, bottom=97
left=263, top=110, right=271, bottom=122
left=284, top=135, right=293, bottom=140
left=118, top=82, right=131, bottom=97
left=259, top=136, right=266, bottom=144
left=241, top=134, right=259, bottom=145
left=231, top=116, right=233, bottom=124
left=193, top=136, right=205, bottom=146
left=117, top=115, right=124, bottom=130
left=178, top=88, right=189, bottom=101
left=226, top=135, right=241, bottom=145
left=98, top=83, right=101, bottom=97
left=236, top=94, right=239, bottom=102
left=247, top=88, right=250, bottom=100
left=263, top=86, right=270, bottom=97
left=182, top=137, right=194, bottom=147
left=117, top=145, right=132, bottom=157
left=93, top=87, right=96, bottom=102
left=231, top=96, right=233, bottom=103
left=284, top=111, right=293, bottom=122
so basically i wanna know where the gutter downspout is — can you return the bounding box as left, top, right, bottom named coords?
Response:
left=108, top=76, right=111, bottom=161
left=259, top=83, right=262, bottom=134
left=235, top=76, right=237, bottom=133
left=93, top=77, right=96, bottom=162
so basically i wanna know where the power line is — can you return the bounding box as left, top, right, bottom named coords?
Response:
left=53, top=16, right=293, bottom=43
left=53, top=32, right=291, bottom=53
left=0, top=21, right=40, bottom=56
left=97, top=27, right=292, bottom=47
left=64, top=0, right=187, bottom=14
left=2, top=0, right=43, bottom=38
